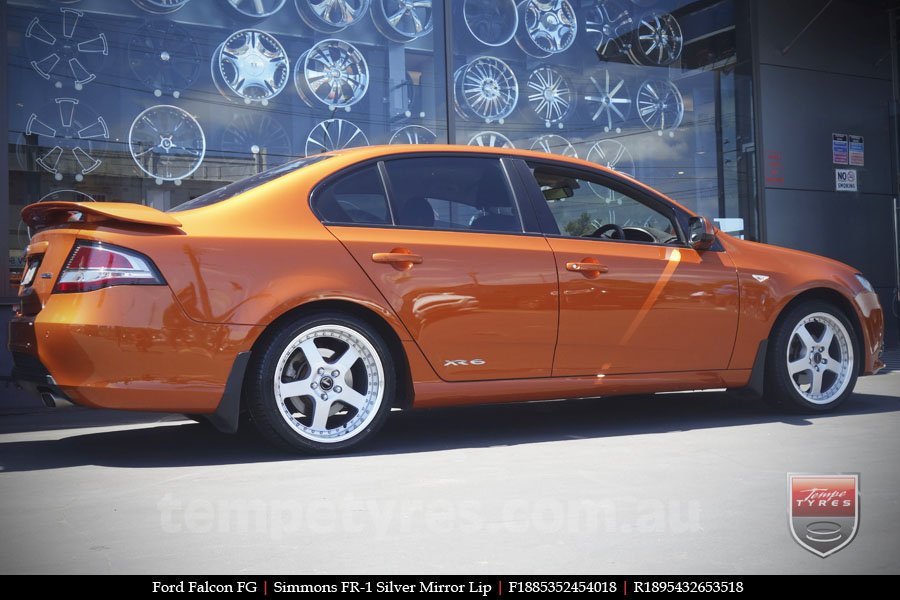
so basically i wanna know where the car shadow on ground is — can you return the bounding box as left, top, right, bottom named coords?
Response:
left=1, top=389, right=898, bottom=472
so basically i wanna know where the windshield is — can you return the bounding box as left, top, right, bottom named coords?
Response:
left=169, top=155, right=330, bottom=212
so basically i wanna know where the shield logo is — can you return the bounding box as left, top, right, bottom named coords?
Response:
left=788, top=474, right=859, bottom=557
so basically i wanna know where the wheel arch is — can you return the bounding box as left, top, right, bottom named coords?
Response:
left=247, top=299, right=414, bottom=410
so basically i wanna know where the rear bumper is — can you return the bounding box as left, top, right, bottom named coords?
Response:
left=7, top=286, right=262, bottom=413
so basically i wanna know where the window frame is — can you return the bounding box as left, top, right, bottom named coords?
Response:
left=511, top=157, right=693, bottom=248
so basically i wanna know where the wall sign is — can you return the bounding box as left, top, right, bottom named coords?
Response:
left=835, top=168, right=857, bottom=192
left=849, top=135, right=864, bottom=166
left=832, top=133, right=848, bottom=164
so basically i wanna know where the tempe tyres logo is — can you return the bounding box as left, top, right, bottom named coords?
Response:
left=788, top=474, right=859, bottom=557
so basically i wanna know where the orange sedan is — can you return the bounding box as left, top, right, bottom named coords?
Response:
left=9, top=146, right=885, bottom=453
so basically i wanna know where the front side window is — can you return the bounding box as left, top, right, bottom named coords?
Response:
left=312, top=165, right=391, bottom=225
left=382, top=157, right=523, bottom=234
left=530, top=165, right=680, bottom=245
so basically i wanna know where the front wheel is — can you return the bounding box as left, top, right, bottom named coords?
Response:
left=246, top=312, right=395, bottom=454
left=765, top=301, right=859, bottom=412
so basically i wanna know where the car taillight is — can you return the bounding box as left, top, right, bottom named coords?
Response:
left=54, top=241, right=165, bottom=293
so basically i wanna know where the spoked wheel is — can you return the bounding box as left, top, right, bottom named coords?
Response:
left=247, top=313, right=395, bottom=453
left=765, top=301, right=859, bottom=412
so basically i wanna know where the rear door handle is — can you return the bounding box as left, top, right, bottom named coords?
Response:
left=371, top=249, right=423, bottom=270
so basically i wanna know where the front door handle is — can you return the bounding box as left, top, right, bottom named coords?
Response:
left=566, top=259, right=609, bottom=278
left=372, top=248, right=423, bottom=271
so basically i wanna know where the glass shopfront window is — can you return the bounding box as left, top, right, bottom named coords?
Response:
left=4, top=0, right=756, bottom=297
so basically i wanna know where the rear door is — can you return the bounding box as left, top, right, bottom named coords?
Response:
left=317, top=155, right=558, bottom=382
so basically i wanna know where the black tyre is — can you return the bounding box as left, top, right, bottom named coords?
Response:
left=764, top=300, right=859, bottom=412
left=246, top=312, right=395, bottom=454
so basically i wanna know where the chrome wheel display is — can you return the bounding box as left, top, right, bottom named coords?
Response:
left=225, top=0, right=287, bottom=18
left=786, top=312, right=854, bottom=405
left=463, top=0, right=518, bottom=47
left=637, top=78, right=683, bottom=134
left=584, top=0, right=634, bottom=60
left=531, top=134, right=576, bottom=157
left=18, top=98, right=109, bottom=182
left=295, top=39, right=369, bottom=110
left=467, top=131, right=514, bottom=148
left=25, top=8, right=108, bottom=90
left=128, top=105, right=206, bottom=183
left=373, top=0, right=433, bottom=42
left=584, top=69, right=631, bottom=133
left=454, top=57, right=519, bottom=123
left=586, top=138, right=634, bottom=177
left=526, top=66, right=574, bottom=127
left=389, top=125, right=437, bottom=144
left=128, top=20, right=202, bottom=98
left=629, top=10, right=682, bottom=66
left=221, top=112, right=292, bottom=176
left=273, top=325, right=385, bottom=443
left=295, top=0, right=370, bottom=33
left=305, top=119, right=369, bottom=155
left=516, top=0, right=577, bottom=58
left=212, top=29, right=289, bottom=105
left=131, top=0, right=192, bottom=13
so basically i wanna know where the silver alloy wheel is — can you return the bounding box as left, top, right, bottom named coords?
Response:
left=295, top=39, right=369, bottom=110
left=373, top=0, right=433, bottom=42
left=463, top=0, right=518, bottom=47
left=389, top=125, right=437, bottom=144
left=213, top=30, right=289, bottom=104
left=516, top=0, right=578, bottom=58
left=226, top=0, right=287, bottom=18
left=526, top=66, right=574, bottom=126
left=305, top=119, right=369, bottom=155
left=221, top=112, right=292, bottom=176
left=467, top=131, right=515, bottom=148
left=295, top=0, right=370, bottom=33
left=273, top=324, right=385, bottom=443
left=586, top=139, right=634, bottom=201
left=584, top=0, right=633, bottom=60
left=636, top=78, right=684, bottom=134
left=25, top=8, right=108, bottom=91
left=128, top=104, right=206, bottom=182
left=131, top=0, right=192, bottom=14
left=128, top=20, right=202, bottom=98
left=786, top=312, right=854, bottom=405
left=629, top=10, right=682, bottom=66
left=530, top=134, right=576, bottom=157
left=454, top=57, right=519, bottom=123
left=584, top=69, right=631, bottom=133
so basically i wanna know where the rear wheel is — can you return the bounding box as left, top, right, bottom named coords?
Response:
left=765, top=301, right=858, bottom=412
left=247, top=312, right=394, bottom=454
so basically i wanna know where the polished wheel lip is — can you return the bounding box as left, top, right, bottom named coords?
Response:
left=373, top=0, right=433, bottom=42
left=636, top=78, right=684, bottom=133
left=526, top=66, right=574, bottom=126
left=463, top=0, right=519, bottom=47
left=584, top=0, right=634, bottom=60
left=516, top=0, right=578, bottom=58
left=584, top=69, right=631, bottom=133
left=213, top=29, right=289, bottom=103
left=226, top=0, right=287, bottom=18
left=786, top=312, right=854, bottom=405
left=389, top=124, right=437, bottom=144
left=467, top=130, right=515, bottom=148
left=128, top=104, right=206, bottom=182
left=295, top=0, right=371, bottom=33
left=629, top=9, right=683, bottom=66
left=295, top=39, right=369, bottom=109
left=530, top=134, right=576, bottom=157
left=454, top=56, right=519, bottom=123
left=273, top=324, right=385, bottom=444
left=305, top=118, right=369, bottom=155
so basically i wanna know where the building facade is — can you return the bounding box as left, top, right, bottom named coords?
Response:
left=2, top=0, right=898, bottom=350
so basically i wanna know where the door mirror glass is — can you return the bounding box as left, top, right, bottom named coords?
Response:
left=688, top=216, right=716, bottom=250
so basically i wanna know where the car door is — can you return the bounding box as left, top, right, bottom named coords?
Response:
left=315, top=155, right=559, bottom=382
left=513, top=159, right=739, bottom=377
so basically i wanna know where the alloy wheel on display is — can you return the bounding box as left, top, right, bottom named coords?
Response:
left=463, top=0, right=519, bottom=47
left=629, top=10, right=682, bottom=66
left=373, top=0, right=433, bottom=42
left=467, top=130, right=515, bottom=148
left=25, top=8, right=108, bottom=91
left=636, top=78, right=683, bottom=134
left=295, top=39, right=369, bottom=110
left=389, top=125, right=437, bottom=144
left=225, top=0, right=287, bottom=18
left=221, top=112, right=292, bottom=177
left=454, top=57, right=519, bottom=123
left=128, top=20, right=202, bottom=98
left=212, top=29, right=289, bottom=105
left=128, top=104, right=206, bottom=183
left=530, top=134, right=577, bottom=157
left=587, top=138, right=634, bottom=201
left=526, top=66, right=574, bottom=127
left=295, top=0, right=370, bottom=32
left=305, top=119, right=369, bottom=155
left=515, top=0, right=577, bottom=58
left=131, top=0, right=192, bottom=14
left=584, top=0, right=634, bottom=60
left=584, top=69, right=631, bottom=133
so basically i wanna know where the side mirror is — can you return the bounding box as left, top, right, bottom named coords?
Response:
left=688, top=216, right=716, bottom=250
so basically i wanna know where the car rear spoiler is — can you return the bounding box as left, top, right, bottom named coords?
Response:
left=21, top=201, right=182, bottom=232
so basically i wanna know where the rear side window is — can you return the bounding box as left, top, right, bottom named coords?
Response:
left=382, top=157, right=523, bottom=233
left=312, top=165, right=391, bottom=225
